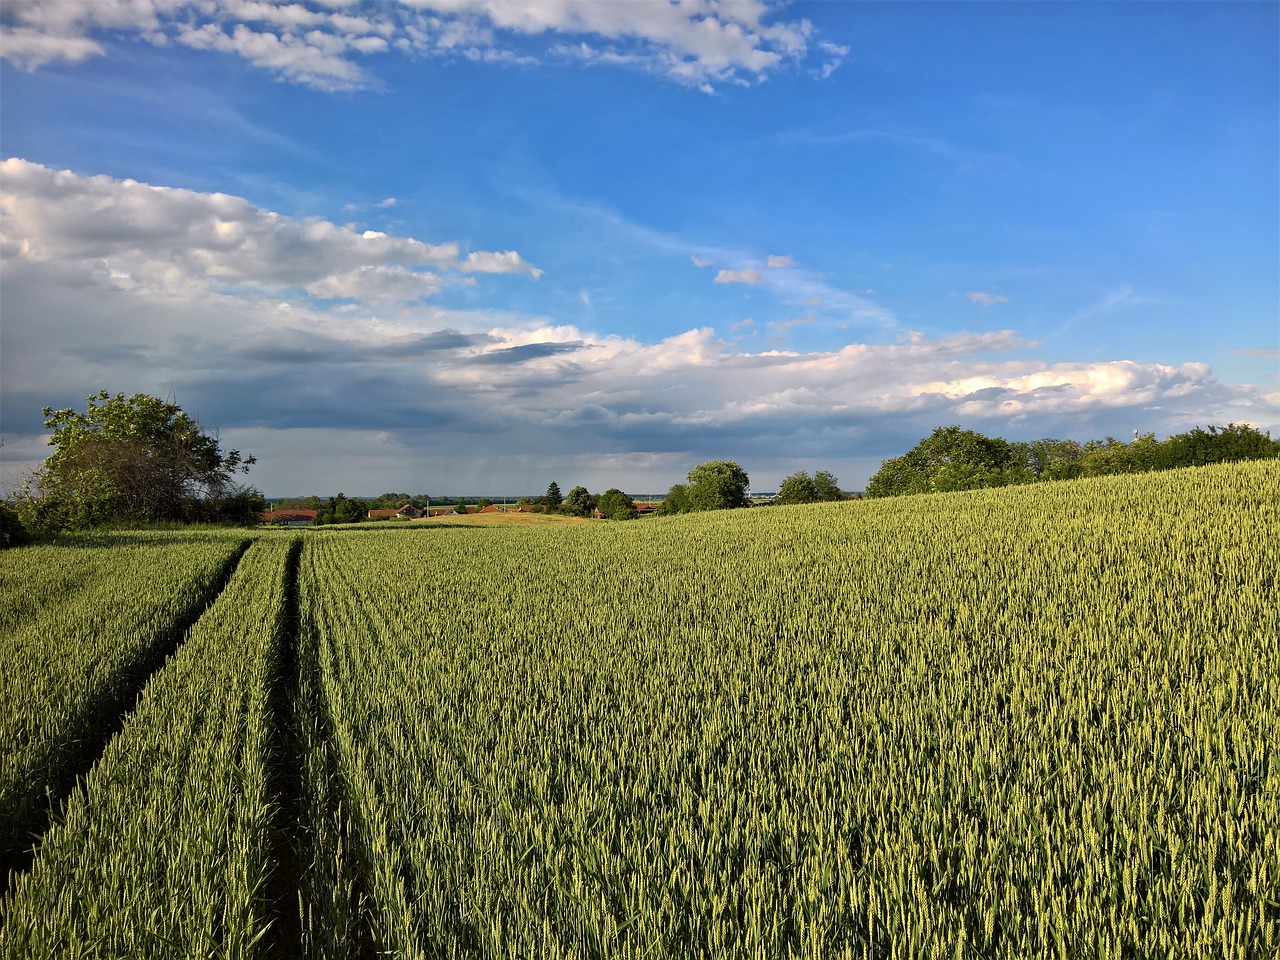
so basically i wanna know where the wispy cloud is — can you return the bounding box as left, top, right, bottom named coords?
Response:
left=968, top=291, right=1009, bottom=306
left=766, top=254, right=795, bottom=268
left=1054, top=285, right=1161, bottom=338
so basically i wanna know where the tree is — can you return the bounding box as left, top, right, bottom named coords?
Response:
left=562, top=485, right=596, bottom=517
left=1012, top=438, right=1085, bottom=481
left=685, top=460, right=750, bottom=511
left=475, top=498, right=494, bottom=511
left=542, top=481, right=563, bottom=510
left=597, top=488, right=638, bottom=520
left=319, top=493, right=367, bottom=525
left=1165, top=423, right=1280, bottom=467
left=866, top=426, right=1029, bottom=497
left=812, top=470, right=844, bottom=501
left=656, top=483, right=690, bottom=516
left=24, top=390, right=257, bottom=529
left=775, top=471, right=818, bottom=505
left=775, top=470, right=845, bottom=505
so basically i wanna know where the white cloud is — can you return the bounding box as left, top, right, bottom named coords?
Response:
left=0, top=158, right=538, bottom=296
left=305, top=265, right=441, bottom=301
left=968, top=291, right=1009, bottom=306
left=3, top=161, right=1273, bottom=494
left=461, top=250, right=542, bottom=278
left=0, top=0, right=828, bottom=90
left=714, top=268, right=763, bottom=285
left=766, top=254, right=795, bottom=268
left=690, top=255, right=713, bottom=268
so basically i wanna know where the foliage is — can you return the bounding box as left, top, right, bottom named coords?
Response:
left=454, top=501, right=469, bottom=515
left=867, top=422, right=1279, bottom=498
left=0, top=504, right=31, bottom=549
left=542, top=481, right=563, bottom=510
left=1166, top=422, right=1280, bottom=465
left=475, top=498, right=494, bottom=511
left=655, top=483, right=689, bottom=516
left=774, top=469, right=844, bottom=505
left=273, top=495, right=324, bottom=512
left=562, top=485, right=597, bottom=518
left=662, top=460, right=750, bottom=513
left=596, top=488, right=638, bottom=520
left=316, top=493, right=366, bottom=525
left=21, top=391, right=257, bottom=530
left=1010, top=437, right=1085, bottom=481
left=866, top=425, right=1030, bottom=498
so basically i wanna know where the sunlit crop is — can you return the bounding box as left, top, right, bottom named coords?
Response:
left=1, top=461, right=1276, bottom=958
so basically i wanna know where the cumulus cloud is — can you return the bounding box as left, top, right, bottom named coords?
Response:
left=714, top=268, right=763, bottom=285
left=0, top=158, right=539, bottom=300
left=3, top=160, right=1272, bottom=495
left=0, top=0, right=835, bottom=90
left=968, top=291, right=1009, bottom=306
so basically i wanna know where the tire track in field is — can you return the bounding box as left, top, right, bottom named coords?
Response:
left=1, top=538, right=253, bottom=890
left=262, top=536, right=304, bottom=959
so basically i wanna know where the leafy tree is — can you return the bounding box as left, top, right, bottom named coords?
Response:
left=475, top=498, right=494, bottom=511
left=213, top=488, right=268, bottom=525
left=23, top=390, right=257, bottom=529
left=1165, top=423, right=1280, bottom=466
left=775, top=471, right=818, bottom=505
left=1011, top=438, right=1085, bottom=481
left=562, top=485, right=596, bottom=517
left=866, top=426, right=1030, bottom=497
left=685, top=460, right=750, bottom=511
left=812, top=470, right=844, bottom=501
left=274, top=495, right=323, bottom=511
left=656, top=483, right=690, bottom=516
left=454, top=501, right=469, bottom=515
left=597, top=488, right=638, bottom=520
left=774, top=470, right=845, bottom=505
left=319, top=493, right=367, bottom=525
left=864, top=455, right=933, bottom=499
left=542, top=481, right=563, bottom=510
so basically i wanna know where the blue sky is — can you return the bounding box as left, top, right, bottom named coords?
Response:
left=1, top=1, right=1276, bottom=497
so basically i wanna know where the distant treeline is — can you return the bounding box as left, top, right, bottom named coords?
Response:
left=867, top=423, right=1279, bottom=498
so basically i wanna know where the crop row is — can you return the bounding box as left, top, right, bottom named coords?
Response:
left=0, top=461, right=1275, bottom=957
left=298, top=460, right=1278, bottom=958
left=0, top=532, right=250, bottom=868
left=1, top=537, right=299, bottom=958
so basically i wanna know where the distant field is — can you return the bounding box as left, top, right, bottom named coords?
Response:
left=421, top=509, right=597, bottom=526
left=2, top=460, right=1276, bottom=958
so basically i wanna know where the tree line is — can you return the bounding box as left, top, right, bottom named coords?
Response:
left=866, top=423, right=1280, bottom=498
left=22, top=389, right=1263, bottom=542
